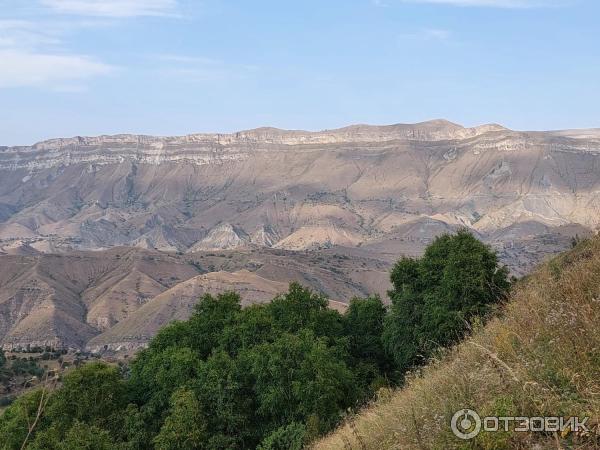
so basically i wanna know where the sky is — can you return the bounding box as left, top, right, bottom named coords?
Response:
left=0, top=0, right=598, bottom=145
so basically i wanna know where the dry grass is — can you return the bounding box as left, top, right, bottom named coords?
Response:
left=314, top=235, right=600, bottom=450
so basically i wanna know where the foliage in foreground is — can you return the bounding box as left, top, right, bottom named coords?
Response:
left=384, top=230, right=510, bottom=375
left=314, top=235, right=600, bottom=449
left=0, top=231, right=510, bottom=449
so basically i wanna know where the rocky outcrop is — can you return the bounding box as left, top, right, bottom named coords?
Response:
left=188, top=223, right=250, bottom=251
left=250, top=225, right=279, bottom=247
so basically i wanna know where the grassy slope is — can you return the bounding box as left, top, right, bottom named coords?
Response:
left=315, top=235, right=600, bottom=449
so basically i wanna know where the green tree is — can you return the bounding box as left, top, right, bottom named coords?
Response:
left=0, top=389, right=48, bottom=449
left=119, top=404, right=153, bottom=450
left=218, top=304, right=277, bottom=356
left=268, top=283, right=344, bottom=342
left=344, top=295, right=390, bottom=393
left=257, top=422, right=306, bottom=450
left=128, top=346, right=202, bottom=429
left=345, top=296, right=387, bottom=364
left=58, top=421, right=116, bottom=450
left=192, top=351, right=255, bottom=448
left=146, top=292, right=242, bottom=359
left=45, top=362, right=126, bottom=434
left=186, top=292, right=242, bottom=359
left=383, top=230, right=510, bottom=374
left=246, top=330, right=356, bottom=434
left=153, top=389, right=207, bottom=450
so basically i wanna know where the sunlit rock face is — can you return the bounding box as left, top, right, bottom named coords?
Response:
left=1, top=120, right=598, bottom=253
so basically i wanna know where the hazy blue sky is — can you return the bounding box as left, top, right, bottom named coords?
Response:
left=0, top=0, right=598, bottom=145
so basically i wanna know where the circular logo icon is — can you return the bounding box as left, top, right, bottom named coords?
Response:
left=451, top=409, right=481, bottom=440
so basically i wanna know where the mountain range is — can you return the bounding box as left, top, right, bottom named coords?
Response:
left=0, top=119, right=598, bottom=351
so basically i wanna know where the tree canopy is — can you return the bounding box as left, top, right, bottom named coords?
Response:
left=383, top=229, right=510, bottom=373
left=0, top=230, right=510, bottom=449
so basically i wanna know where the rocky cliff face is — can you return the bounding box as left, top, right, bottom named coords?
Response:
left=0, top=120, right=598, bottom=251
left=0, top=119, right=506, bottom=168
left=5, top=120, right=592, bottom=171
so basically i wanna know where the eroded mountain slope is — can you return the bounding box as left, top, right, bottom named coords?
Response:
left=0, top=120, right=598, bottom=259
left=0, top=120, right=598, bottom=350
left=0, top=247, right=388, bottom=350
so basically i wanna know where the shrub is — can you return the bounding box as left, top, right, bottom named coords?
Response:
left=383, top=230, right=510, bottom=375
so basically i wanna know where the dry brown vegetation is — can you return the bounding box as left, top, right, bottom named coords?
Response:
left=314, top=234, right=600, bottom=449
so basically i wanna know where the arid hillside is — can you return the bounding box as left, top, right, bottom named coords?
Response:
left=0, top=120, right=598, bottom=351
left=0, top=246, right=387, bottom=351
left=314, top=234, right=600, bottom=449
